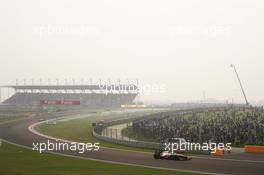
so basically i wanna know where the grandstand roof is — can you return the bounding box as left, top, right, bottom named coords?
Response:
left=1, top=85, right=138, bottom=91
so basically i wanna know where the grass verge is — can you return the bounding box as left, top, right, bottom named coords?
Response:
left=0, top=141, right=201, bottom=175
left=36, top=117, right=152, bottom=152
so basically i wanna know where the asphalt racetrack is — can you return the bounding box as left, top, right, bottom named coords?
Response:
left=0, top=113, right=264, bottom=175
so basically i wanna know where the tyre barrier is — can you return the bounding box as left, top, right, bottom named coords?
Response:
left=211, top=148, right=224, bottom=156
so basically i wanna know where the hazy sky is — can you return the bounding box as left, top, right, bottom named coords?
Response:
left=0, top=0, right=263, bottom=103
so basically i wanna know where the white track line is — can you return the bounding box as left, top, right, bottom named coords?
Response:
left=29, top=119, right=264, bottom=164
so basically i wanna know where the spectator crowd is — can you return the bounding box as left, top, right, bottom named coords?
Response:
left=132, top=107, right=264, bottom=146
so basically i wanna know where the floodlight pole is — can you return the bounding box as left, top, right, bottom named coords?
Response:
left=230, top=64, right=249, bottom=105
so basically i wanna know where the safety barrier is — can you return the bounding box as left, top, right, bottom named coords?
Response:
left=244, top=145, right=264, bottom=153
left=92, top=110, right=212, bottom=154
left=93, top=130, right=161, bottom=149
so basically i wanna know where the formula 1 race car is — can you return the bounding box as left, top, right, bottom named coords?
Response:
left=153, top=149, right=192, bottom=161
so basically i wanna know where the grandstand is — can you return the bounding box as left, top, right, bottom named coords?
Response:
left=1, top=84, right=138, bottom=109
